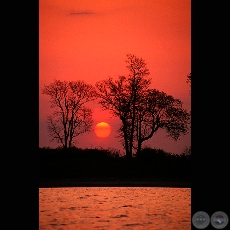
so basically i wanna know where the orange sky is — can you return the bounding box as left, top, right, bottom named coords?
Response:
left=39, top=0, right=191, bottom=154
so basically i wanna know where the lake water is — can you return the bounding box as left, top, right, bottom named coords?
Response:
left=39, top=187, right=191, bottom=229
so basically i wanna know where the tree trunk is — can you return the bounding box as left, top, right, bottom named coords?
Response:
left=136, top=140, right=142, bottom=158
left=123, top=123, right=132, bottom=159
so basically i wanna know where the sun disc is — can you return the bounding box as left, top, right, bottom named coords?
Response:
left=94, top=122, right=111, bottom=138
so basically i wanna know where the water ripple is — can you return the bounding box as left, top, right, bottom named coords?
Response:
left=39, top=187, right=191, bottom=229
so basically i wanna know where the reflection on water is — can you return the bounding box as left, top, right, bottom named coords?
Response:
left=39, top=187, right=191, bottom=229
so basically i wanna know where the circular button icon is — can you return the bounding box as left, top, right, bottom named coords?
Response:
left=192, top=211, right=210, bottom=229
left=211, top=211, right=228, bottom=229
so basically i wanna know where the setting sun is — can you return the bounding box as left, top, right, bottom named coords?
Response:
left=94, top=122, right=111, bottom=138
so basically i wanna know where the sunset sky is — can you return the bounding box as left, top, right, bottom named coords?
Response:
left=39, top=0, right=191, bottom=155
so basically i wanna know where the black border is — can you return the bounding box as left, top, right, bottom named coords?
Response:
left=8, top=1, right=39, bottom=229
left=191, top=1, right=229, bottom=229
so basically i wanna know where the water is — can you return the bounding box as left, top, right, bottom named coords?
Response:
left=39, top=187, right=191, bottom=229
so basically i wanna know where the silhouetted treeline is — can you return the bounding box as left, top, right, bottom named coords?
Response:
left=39, top=147, right=190, bottom=183
left=42, top=54, right=191, bottom=157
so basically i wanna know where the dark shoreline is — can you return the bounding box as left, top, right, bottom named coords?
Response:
left=39, top=177, right=191, bottom=188
left=39, top=148, right=191, bottom=188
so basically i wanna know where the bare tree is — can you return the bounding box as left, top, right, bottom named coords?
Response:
left=42, top=80, right=96, bottom=149
left=96, top=54, right=151, bottom=158
left=95, top=75, right=132, bottom=157
left=186, top=72, right=191, bottom=85
left=186, top=72, right=191, bottom=95
left=96, top=54, right=191, bottom=158
left=135, top=89, right=191, bottom=156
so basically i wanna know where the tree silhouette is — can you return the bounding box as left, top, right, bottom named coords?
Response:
left=42, top=80, right=96, bottom=149
left=186, top=72, right=191, bottom=95
left=96, top=54, right=151, bottom=158
left=186, top=72, right=191, bottom=85
left=135, top=89, right=191, bottom=156
left=96, top=54, right=190, bottom=158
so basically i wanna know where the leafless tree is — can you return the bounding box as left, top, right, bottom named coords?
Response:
left=96, top=54, right=151, bottom=158
left=96, top=54, right=191, bottom=158
left=186, top=72, right=191, bottom=95
left=186, top=72, right=191, bottom=85
left=135, top=89, right=191, bottom=156
left=42, top=80, right=96, bottom=149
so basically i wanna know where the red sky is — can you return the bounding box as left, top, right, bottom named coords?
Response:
left=39, top=0, right=191, bottom=154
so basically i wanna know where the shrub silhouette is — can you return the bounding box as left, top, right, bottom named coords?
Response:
left=39, top=146, right=190, bottom=180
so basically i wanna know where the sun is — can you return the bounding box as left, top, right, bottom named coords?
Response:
left=94, top=122, right=111, bottom=138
